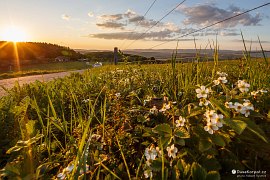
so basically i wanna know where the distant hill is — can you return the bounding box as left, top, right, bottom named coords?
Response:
left=84, top=51, right=148, bottom=63
left=123, top=49, right=270, bottom=60
left=0, top=41, right=83, bottom=70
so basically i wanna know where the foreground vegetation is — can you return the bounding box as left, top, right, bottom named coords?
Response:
left=0, top=49, right=270, bottom=179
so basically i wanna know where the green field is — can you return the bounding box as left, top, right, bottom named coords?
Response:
left=0, top=61, right=90, bottom=80
left=0, top=53, right=270, bottom=179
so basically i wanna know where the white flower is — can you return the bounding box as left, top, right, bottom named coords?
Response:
left=82, top=99, right=90, bottom=103
left=159, top=103, right=171, bottom=113
left=204, top=110, right=218, bottom=124
left=216, top=114, right=223, bottom=128
left=242, top=100, right=254, bottom=117
left=213, top=80, right=220, bottom=86
left=237, top=80, right=250, bottom=93
left=176, top=116, right=186, bottom=127
left=204, top=122, right=219, bottom=134
left=225, top=102, right=234, bottom=109
left=234, top=102, right=245, bottom=114
left=217, top=71, right=228, bottom=77
left=115, top=93, right=121, bottom=98
left=155, top=147, right=162, bottom=157
left=166, top=144, right=178, bottom=158
left=150, top=106, right=158, bottom=115
left=57, top=173, right=66, bottom=180
left=145, top=145, right=157, bottom=161
left=196, top=86, right=210, bottom=99
left=213, top=76, right=227, bottom=86
left=199, top=98, right=210, bottom=106
left=144, top=169, right=153, bottom=178
left=63, top=164, right=74, bottom=174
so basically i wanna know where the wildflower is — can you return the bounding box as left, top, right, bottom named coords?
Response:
left=204, top=110, right=218, bottom=123
left=234, top=102, right=245, bottom=114
left=145, top=145, right=157, bottom=161
left=57, top=163, right=74, bottom=179
left=251, top=89, right=268, bottom=97
left=155, top=147, right=162, bottom=157
left=115, top=93, right=121, bottom=98
left=237, top=80, right=250, bottom=93
left=213, top=76, right=228, bottom=86
left=176, top=116, right=186, bottom=127
left=204, top=122, right=219, bottom=134
left=199, top=98, right=210, bottom=106
left=217, top=71, right=228, bottom=77
left=242, top=100, right=254, bottom=117
left=225, top=102, right=234, bottom=109
left=216, top=114, right=223, bottom=128
left=150, top=106, right=158, bottom=115
left=159, top=103, right=171, bottom=113
left=82, top=99, right=90, bottom=103
left=196, top=86, right=210, bottom=99
left=166, top=144, right=178, bottom=158
left=57, top=173, right=66, bottom=180
left=144, top=169, right=153, bottom=178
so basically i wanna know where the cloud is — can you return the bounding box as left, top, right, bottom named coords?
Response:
left=178, top=5, right=262, bottom=28
left=99, top=14, right=123, bottom=21
left=88, top=12, right=94, bottom=17
left=87, top=29, right=196, bottom=42
left=96, top=22, right=126, bottom=29
left=62, top=14, right=70, bottom=21
left=96, top=9, right=178, bottom=31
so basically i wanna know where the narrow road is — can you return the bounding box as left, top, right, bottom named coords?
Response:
left=0, top=70, right=86, bottom=97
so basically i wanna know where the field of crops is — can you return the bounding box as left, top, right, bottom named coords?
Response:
left=0, top=51, right=270, bottom=179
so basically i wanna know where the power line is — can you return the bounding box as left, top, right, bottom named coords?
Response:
left=120, top=0, right=158, bottom=49
left=149, top=2, right=270, bottom=49
left=124, top=0, right=187, bottom=49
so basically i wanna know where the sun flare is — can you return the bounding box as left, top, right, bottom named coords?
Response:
left=1, top=26, right=28, bottom=42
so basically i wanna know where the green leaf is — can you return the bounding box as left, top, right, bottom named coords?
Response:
left=209, top=98, right=230, bottom=117
left=210, top=134, right=226, bottom=147
left=151, top=158, right=169, bottom=172
left=202, top=158, right=222, bottom=171
left=206, top=171, right=220, bottom=180
left=137, top=115, right=146, bottom=123
left=160, top=136, right=172, bottom=147
left=174, top=127, right=190, bottom=139
left=187, top=109, right=205, bottom=118
left=174, top=138, right=185, bottom=146
left=152, top=123, right=172, bottom=136
left=234, top=117, right=268, bottom=143
left=199, top=139, right=212, bottom=152
left=191, top=162, right=207, bottom=180
left=222, top=118, right=247, bottom=135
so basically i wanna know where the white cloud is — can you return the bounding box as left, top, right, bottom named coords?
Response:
left=88, top=12, right=94, bottom=17
left=62, top=14, right=70, bottom=21
left=178, top=4, right=262, bottom=28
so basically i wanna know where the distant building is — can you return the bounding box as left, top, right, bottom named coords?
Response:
left=78, top=58, right=89, bottom=61
left=92, top=62, right=102, bottom=67
left=55, top=56, right=70, bottom=62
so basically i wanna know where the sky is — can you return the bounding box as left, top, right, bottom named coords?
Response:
left=0, top=0, right=270, bottom=51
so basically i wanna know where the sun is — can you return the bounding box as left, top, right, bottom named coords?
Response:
left=1, top=26, right=28, bottom=42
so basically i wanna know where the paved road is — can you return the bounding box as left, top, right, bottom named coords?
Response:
left=0, top=70, right=86, bottom=97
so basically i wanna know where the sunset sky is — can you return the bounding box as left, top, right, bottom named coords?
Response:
left=0, top=0, right=270, bottom=51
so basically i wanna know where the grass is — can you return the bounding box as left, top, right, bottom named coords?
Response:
left=0, top=47, right=270, bottom=179
left=0, top=61, right=90, bottom=80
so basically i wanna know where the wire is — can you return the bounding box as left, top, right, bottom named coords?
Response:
left=149, top=2, right=270, bottom=49
left=120, top=0, right=158, bottom=49
left=124, top=0, right=187, bottom=49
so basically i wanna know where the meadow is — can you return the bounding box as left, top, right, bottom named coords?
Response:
left=0, top=47, right=270, bottom=179
left=0, top=61, right=90, bottom=80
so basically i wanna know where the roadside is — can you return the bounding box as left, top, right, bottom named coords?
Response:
left=0, top=69, right=86, bottom=97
